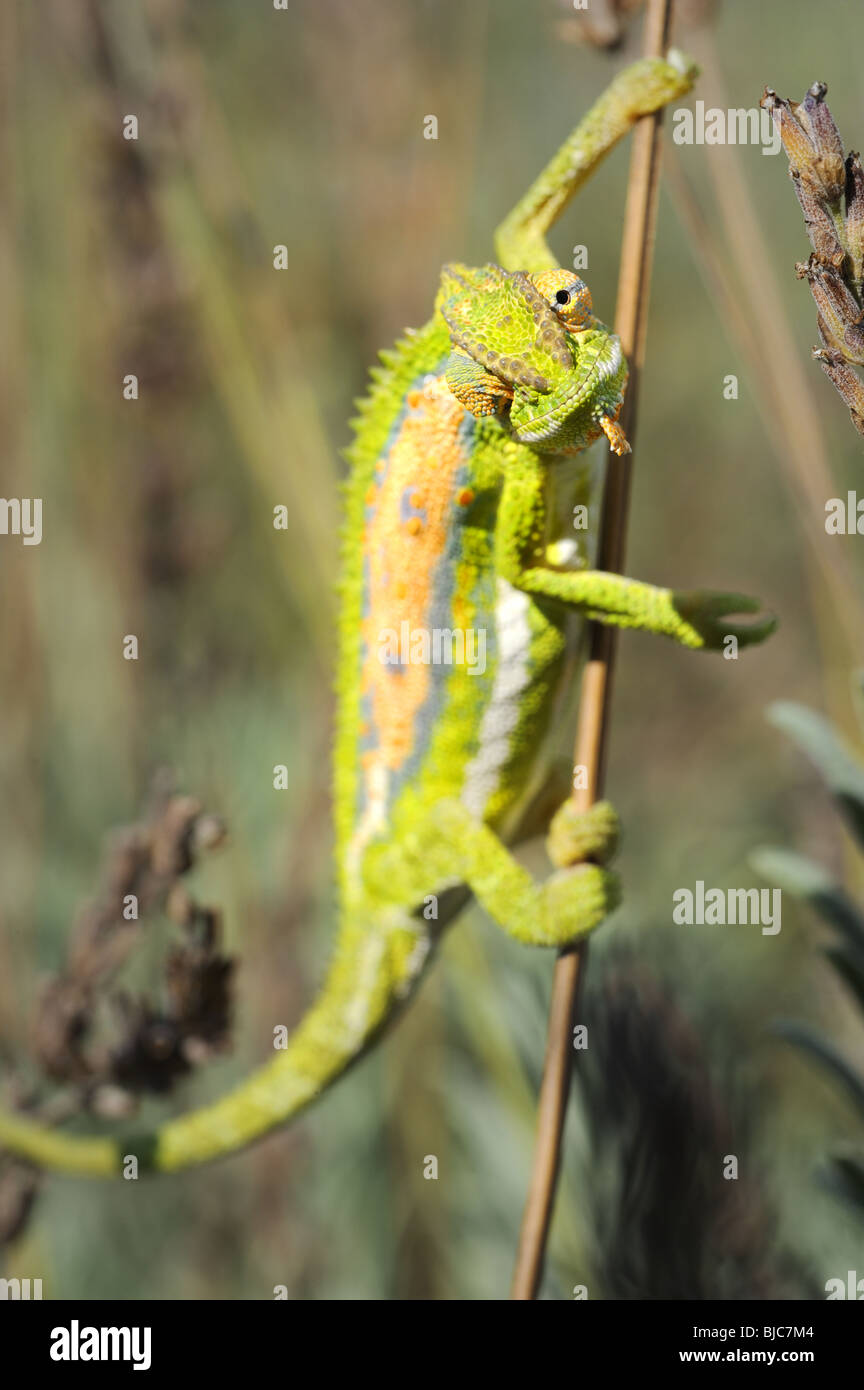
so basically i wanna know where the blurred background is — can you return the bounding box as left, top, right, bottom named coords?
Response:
left=1, top=0, right=864, bottom=1300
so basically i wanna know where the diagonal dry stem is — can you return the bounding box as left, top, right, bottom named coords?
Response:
left=510, top=0, right=677, bottom=1302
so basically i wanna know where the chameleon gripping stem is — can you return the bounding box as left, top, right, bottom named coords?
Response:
left=510, top=0, right=678, bottom=1301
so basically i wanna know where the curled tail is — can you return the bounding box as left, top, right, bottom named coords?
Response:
left=0, top=912, right=432, bottom=1177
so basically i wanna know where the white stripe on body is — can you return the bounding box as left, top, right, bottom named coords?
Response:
left=460, top=577, right=534, bottom=820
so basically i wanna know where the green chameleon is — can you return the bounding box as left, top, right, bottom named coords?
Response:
left=0, top=52, right=774, bottom=1177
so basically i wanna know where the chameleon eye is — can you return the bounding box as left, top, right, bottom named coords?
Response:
left=548, top=278, right=594, bottom=329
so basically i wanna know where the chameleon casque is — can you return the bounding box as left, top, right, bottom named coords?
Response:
left=0, top=53, right=775, bottom=1176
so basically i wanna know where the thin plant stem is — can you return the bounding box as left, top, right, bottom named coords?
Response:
left=510, top=0, right=676, bottom=1301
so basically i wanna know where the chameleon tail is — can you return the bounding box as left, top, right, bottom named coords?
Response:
left=0, top=915, right=430, bottom=1177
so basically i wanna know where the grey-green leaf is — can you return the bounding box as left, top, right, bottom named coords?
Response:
left=750, top=846, right=864, bottom=950
left=768, top=701, right=864, bottom=847
left=824, top=944, right=864, bottom=1017
left=821, top=1154, right=864, bottom=1215
left=773, top=1020, right=864, bottom=1117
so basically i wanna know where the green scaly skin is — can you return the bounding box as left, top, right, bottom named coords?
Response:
left=0, top=52, right=776, bottom=1177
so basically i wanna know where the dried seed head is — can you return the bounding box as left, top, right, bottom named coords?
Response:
left=0, top=1161, right=39, bottom=1248
left=801, top=259, right=864, bottom=363
left=845, top=152, right=864, bottom=289
left=768, top=77, right=864, bottom=443
left=191, top=813, right=227, bottom=853
left=799, top=82, right=845, bottom=163
left=792, top=178, right=846, bottom=267
left=90, top=1084, right=137, bottom=1119
left=761, top=88, right=817, bottom=175
left=813, top=347, right=864, bottom=435
left=763, top=85, right=844, bottom=204
left=166, top=882, right=194, bottom=927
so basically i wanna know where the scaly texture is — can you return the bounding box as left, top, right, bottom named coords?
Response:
left=0, top=51, right=776, bottom=1178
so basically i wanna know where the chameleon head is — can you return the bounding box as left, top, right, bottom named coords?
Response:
left=439, top=263, right=628, bottom=454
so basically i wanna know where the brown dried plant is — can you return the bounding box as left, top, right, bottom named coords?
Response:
left=0, top=781, right=232, bottom=1247
left=761, top=82, right=864, bottom=439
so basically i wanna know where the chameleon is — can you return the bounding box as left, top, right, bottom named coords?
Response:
left=0, top=51, right=775, bottom=1177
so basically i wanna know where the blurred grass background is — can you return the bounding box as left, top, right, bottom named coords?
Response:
left=2, top=0, right=864, bottom=1299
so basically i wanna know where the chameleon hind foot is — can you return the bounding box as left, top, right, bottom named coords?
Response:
left=425, top=797, right=620, bottom=948
left=541, top=862, right=622, bottom=946
left=537, top=799, right=622, bottom=948
left=546, top=798, right=619, bottom=869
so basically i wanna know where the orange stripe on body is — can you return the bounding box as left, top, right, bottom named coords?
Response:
left=362, top=376, right=467, bottom=779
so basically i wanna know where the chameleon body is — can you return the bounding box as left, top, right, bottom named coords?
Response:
left=0, top=53, right=775, bottom=1176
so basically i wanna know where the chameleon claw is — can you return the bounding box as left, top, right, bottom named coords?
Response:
left=671, top=590, right=778, bottom=650
left=544, top=864, right=622, bottom=944
left=599, top=413, right=631, bottom=455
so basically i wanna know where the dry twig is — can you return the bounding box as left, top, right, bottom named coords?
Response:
left=511, top=0, right=677, bottom=1300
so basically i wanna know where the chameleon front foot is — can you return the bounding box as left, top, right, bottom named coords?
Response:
left=444, top=348, right=515, bottom=417
left=599, top=413, right=631, bottom=455
left=507, top=561, right=776, bottom=653
left=669, top=590, right=778, bottom=650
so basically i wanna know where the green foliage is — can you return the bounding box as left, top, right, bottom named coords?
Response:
left=756, top=696, right=864, bottom=1219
